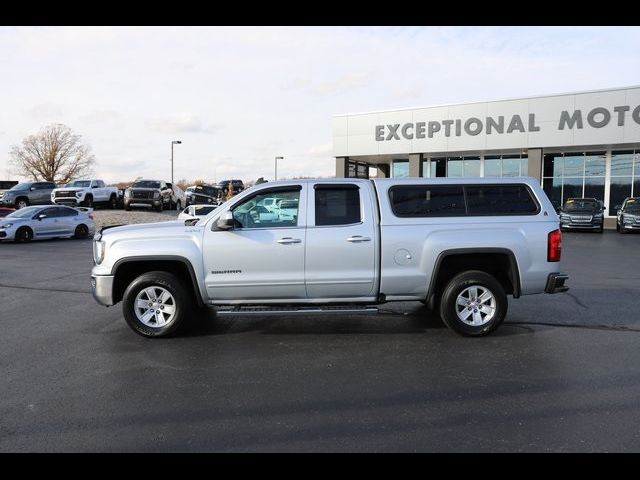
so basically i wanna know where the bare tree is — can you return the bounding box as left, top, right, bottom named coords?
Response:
left=9, top=123, right=95, bottom=184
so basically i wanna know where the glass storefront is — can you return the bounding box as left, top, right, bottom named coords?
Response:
left=392, top=159, right=410, bottom=178
left=484, top=155, right=528, bottom=177
left=542, top=151, right=606, bottom=209
left=609, top=150, right=640, bottom=216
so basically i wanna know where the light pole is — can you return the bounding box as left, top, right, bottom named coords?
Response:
left=171, top=140, right=182, bottom=184
left=275, top=156, right=284, bottom=181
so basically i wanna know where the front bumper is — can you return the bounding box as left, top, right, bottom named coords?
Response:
left=560, top=222, right=602, bottom=230
left=125, top=199, right=161, bottom=208
left=545, top=273, right=570, bottom=294
left=0, top=226, right=17, bottom=240
left=53, top=197, right=81, bottom=205
left=91, top=275, right=115, bottom=306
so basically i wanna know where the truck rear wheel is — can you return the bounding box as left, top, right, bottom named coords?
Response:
left=122, top=271, right=191, bottom=338
left=438, top=270, right=507, bottom=337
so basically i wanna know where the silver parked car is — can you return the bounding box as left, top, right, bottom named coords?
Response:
left=0, top=205, right=95, bottom=243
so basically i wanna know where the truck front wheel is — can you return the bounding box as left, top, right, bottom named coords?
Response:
left=438, top=270, right=507, bottom=337
left=122, top=271, right=191, bottom=338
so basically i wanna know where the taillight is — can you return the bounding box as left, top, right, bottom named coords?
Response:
left=548, top=229, right=562, bottom=262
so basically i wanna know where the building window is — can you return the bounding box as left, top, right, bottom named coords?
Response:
left=542, top=151, right=607, bottom=210
left=392, top=159, right=410, bottom=178
left=483, top=154, right=528, bottom=177
left=609, top=150, right=639, bottom=216
left=447, top=156, right=480, bottom=177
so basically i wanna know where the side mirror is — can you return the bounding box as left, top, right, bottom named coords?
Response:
left=92, top=185, right=99, bottom=189
left=214, top=211, right=234, bottom=231
left=614, top=204, right=621, bottom=211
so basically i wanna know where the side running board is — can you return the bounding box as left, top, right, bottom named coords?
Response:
left=215, top=305, right=379, bottom=316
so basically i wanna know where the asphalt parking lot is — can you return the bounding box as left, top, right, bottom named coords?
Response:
left=1, top=230, right=639, bottom=452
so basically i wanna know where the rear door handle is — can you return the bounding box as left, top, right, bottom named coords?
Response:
left=277, top=237, right=302, bottom=244
left=347, top=235, right=371, bottom=242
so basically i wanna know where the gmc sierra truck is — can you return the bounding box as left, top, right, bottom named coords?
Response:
left=52, top=179, right=118, bottom=208
left=91, top=177, right=569, bottom=338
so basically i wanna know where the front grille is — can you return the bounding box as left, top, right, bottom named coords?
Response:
left=132, top=191, right=154, bottom=199
left=570, top=215, right=592, bottom=222
left=55, top=190, right=76, bottom=198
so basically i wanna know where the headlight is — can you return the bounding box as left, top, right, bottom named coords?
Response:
left=153, top=191, right=160, bottom=199
left=0, top=223, right=12, bottom=228
left=93, top=240, right=106, bottom=265
left=76, top=191, right=82, bottom=197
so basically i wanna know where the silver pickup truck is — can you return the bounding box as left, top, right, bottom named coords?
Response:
left=91, top=177, right=569, bottom=338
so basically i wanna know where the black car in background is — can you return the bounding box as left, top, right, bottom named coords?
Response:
left=615, top=197, right=640, bottom=233
left=216, top=179, right=244, bottom=195
left=559, top=197, right=605, bottom=233
left=185, top=184, right=222, bottom=206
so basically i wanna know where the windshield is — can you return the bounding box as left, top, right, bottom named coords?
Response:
left=564, top=199, right=598, bottom=211
left=67, top=180, right=91, bottom=188
left=625, top=199, right=640, bottom=212
left=8, top=183, right=31, bottom=191
left=132, top=181, right=160, bottom=189
left=7, top=206, right=42, bottom=218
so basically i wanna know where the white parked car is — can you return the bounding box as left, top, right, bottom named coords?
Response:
left=178, top=204, right=218, bottom=222
left=0, top=205, right=95, bottom=242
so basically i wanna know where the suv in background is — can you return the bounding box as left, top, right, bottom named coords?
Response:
left=124, top=179, right=173, bottom=212
left=559, top=198, right=605, bottom=233
left=216, top=179, right=244, bottom=196
left=185, top=184, right=222, bottom=206
left=616, top=197, right=640, bottom=233
left=0, top=181, right=56, bottom=209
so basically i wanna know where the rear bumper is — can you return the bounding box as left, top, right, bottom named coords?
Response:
left=91, top=275, right=115, bottom=306
left=545, top=273, right=570, bottom=294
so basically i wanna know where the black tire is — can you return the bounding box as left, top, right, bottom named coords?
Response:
left=122, top=271, right=191, bottom=338
left=155, top=201, right=163, bottom=213
left=619, top=218, right=627, bottom=234
left=175, top=200, right=181, bottom=211
left=14, top=226, right=33, bottom=243
left=597, top=223, right=604, bottom=233
left=438, top=270, right=507, bottom=337
left=83, top=195, right=93, bottom=208
left=74, top=224, right=89, bottom=239
left=616, top=221, right=620, bottom=232
left=125, top=205, right=131, bottom=211
left=109, top=194, right=117, bottom=209
left=15, top=197, right=29, bottom=209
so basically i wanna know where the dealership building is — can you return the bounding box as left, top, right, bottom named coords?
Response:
left=333, top=85, right=640, bottom=227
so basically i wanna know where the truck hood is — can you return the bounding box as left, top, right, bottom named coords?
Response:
left=101, top=220, right=202, bottom=238
left=129, top=187, right=161, bottom=192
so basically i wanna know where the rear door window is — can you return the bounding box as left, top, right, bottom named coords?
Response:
left=314, top=185, right=361, bottom=226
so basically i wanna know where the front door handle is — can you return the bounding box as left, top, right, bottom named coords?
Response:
left=277, top=237, right=302, bottom=244
left=347, top=235, right=371, bottom=242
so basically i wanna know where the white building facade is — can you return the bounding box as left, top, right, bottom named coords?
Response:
left=333, top=85, right=640, bottom=226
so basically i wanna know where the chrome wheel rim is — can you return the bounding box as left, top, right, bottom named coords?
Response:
left=455, top=285, right=496, bottom=326
left=134, top=286, right=177, bottom=328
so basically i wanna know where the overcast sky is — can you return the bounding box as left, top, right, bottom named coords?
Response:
left=1, top=26, right=640, bottom=184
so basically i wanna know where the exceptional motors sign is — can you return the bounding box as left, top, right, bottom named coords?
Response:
left=374, top=105, right=640, bottom=141
left=333, top=87, right=640, bottom=156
